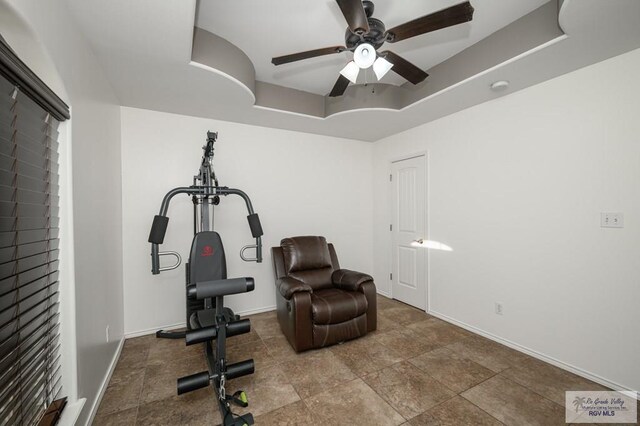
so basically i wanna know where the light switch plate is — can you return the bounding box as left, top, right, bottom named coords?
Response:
left=601, top=212, right=624, bottom=228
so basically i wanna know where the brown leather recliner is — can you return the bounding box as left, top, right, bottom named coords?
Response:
left=271, top=236, right=377, bottom=352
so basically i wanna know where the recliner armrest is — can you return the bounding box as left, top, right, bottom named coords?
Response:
left=277, top=277, right=313, bottom=299
left=332, top=269, right=373, bottom=292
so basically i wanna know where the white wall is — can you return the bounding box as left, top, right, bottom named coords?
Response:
left=121, top=107, right=373, bottom=335
left=373, top=48, right=640, bottom=392
left=3, top=1, right=125, bottom=424
left=4, top=1, right=637, bottom=417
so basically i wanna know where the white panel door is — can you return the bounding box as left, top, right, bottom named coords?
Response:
left=391, top=155, right=427, bottom=310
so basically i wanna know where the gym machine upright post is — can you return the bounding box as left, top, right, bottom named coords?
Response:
left=147, top=131, right=263, bottom=426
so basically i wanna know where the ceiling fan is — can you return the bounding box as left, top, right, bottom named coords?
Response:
left=271, top=0, right=474, bottom=97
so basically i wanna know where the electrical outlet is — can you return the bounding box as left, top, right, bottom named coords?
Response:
left=601, top=212, right=624, bottom=228
left=495, top=302, right=503, bottom=315
left=106, top=325, right=110, bottom=343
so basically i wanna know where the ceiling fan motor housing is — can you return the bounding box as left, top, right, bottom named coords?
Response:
left=345, top=17, right=386, bottom=50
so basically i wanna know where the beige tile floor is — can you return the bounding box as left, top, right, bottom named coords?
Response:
left=93, top=295, right=635, bottom=425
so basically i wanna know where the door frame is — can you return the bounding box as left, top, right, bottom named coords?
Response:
left=388, top=151, right=429, bottom=312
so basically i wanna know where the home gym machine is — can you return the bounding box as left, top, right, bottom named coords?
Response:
left=147, top=131, right=263, bottom=426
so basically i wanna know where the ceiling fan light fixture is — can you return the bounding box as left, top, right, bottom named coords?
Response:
left=339, top=61, right=360, bottom=84
left=353, top=43, right=376, bottom=69
left=373, top=56, right=393, bottom=80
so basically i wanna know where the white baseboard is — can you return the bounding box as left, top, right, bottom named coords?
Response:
left=124, top=305, right=277, bottom=339
left=125, top=321, right=186, bottom=339
left=428, top=309, right=639, bottom=399
left=84, top=338, right=125, bottom=426
left=377, top=290, right=391, bottom=298
left=237, top=305, right=277, bottom=317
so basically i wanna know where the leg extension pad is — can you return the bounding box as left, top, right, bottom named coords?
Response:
left=226, top=359, right=255, bottom=381
left=185, top=319, right=251, bottom=346
left=176, top=359, right=254, bottom=395
left=177, top=371, right=210, bottom=395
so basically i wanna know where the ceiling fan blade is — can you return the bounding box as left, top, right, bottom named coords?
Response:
left=272, top=46, right=347, bottom=65
left=381, top=51, right=428, bottom=85
left=335, top=0, right=370, bottom=34
left=386, top=1, right=474, bottom=43
left=329, top=75, right=350, bottom=97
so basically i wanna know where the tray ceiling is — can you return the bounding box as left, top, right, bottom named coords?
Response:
left=62, top=0, right=640, bottom=141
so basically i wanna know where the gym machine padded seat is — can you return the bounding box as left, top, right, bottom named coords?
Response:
left=271, top=236, right=377, bottom=352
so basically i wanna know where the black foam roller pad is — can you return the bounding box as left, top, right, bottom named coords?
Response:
left=247, top=213, right=263, bottom=238
left=195, top=277, right=255, bottom=299
left=225, top=359, right=255, bottom=380
left=177, top=371, right=210, bottom=395
left=148, top=215, right=169, bottom=244
left=185, top=326, right=218, bottom=346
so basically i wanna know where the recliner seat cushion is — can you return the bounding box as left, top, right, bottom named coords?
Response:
left=313, top=314, right=367, bottom=347
left=311, top=288, right=368, bottom=325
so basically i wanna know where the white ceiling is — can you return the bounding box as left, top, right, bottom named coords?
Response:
left=61, top=0, right=640, bottom=141
left=196, top=0, right=549, bottom=95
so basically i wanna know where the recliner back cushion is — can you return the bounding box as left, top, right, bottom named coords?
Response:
left=281, top=236, right=332, bottom=273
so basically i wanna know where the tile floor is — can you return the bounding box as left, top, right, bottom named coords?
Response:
left=94, top=295, right=634, bottom=425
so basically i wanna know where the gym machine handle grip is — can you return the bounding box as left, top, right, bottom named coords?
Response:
left=148, top=215, right=169, bottom=244
left=230, top=413, right=254, bottom=426
left=247, top=213, right=263, bottom=238
left=150, top=247, right=181, bottom=275
left=187, top=277, right=255, bottom=299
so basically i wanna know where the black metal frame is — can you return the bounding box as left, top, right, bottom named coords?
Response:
left=148, top=132, right=262, bottom=426
left=150, top=185, right=262, bottom=275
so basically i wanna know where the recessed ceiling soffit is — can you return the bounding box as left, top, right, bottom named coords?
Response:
left=190, top=1, right=562, bottom=118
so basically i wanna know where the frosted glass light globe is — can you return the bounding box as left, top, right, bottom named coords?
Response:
left=354, top=43, right=376, bottom=69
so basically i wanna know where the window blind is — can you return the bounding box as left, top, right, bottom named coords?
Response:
left=0, top=36, right=69, bottom=426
